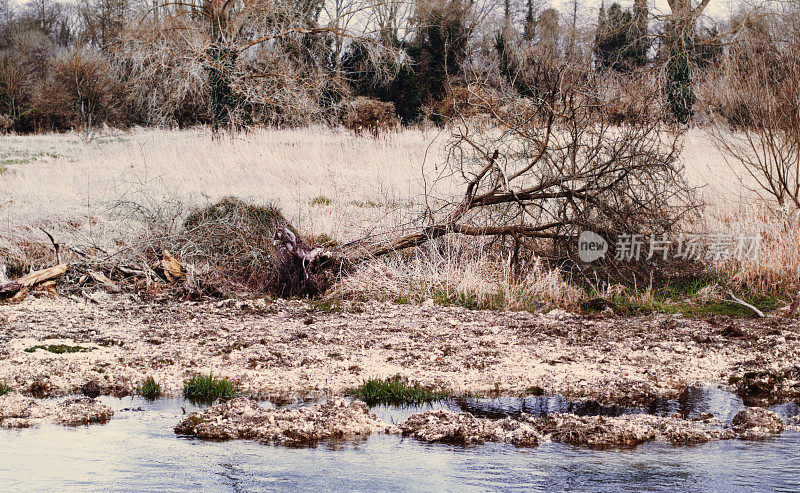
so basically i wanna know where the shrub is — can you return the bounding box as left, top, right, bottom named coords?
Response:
left=434, top=85, right=497, bottom=120
left=183, top=374, right=236, bottom=404
left=35, top=47, right=125, bottom=131
left=341, top=97, right=398, bottom=137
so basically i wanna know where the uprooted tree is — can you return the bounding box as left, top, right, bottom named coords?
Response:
left=345, top=57, right=698, bottom=266
left=159, top=57, right=699, bottom=297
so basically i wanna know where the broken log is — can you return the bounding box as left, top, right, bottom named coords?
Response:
left=0, top=264, right=69, bottom=300
left=88, top=270, right=120, bottom=293
left=160, top=250, right=185, bottom=283
left=0, top=229, right=68, bottom=300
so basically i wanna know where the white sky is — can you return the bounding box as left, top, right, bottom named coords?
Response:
left=551, top=1, right=746, bottom=21
left=7, top=0, right=753, bottom=21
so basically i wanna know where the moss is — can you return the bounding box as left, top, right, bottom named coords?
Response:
left=526, top=386, right=545, bottom=396
left=24, top=344, right=93, bottom=354
left=346, top=376, right=450, bottom=407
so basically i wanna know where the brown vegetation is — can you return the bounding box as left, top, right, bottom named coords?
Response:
left=340, top=97, right=398, bottom=137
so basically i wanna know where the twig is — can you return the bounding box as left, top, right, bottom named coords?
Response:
left=728, top=291, right=765, bottom=318
left=39, top=228, right=61, bottom=264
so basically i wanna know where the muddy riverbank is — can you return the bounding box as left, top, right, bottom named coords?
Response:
left=1, top=295, right=798, bottom=409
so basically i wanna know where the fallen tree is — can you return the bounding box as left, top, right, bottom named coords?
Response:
left=340, top=60, right=698, bottom=268
left=0, top=229, right=68, bottom=301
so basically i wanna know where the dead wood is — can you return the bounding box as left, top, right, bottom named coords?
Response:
left=271, top=225, right=335, bottom=297
left=159, top=250, right=185, bottom=283
left=88, top=271, right=121, bottom=293
left=728, top=291, right=765, bottom=318
left=0, top=230, right=68, bottom=300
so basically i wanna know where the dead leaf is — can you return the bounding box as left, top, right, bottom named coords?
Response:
left=161, top=250, right=185, bottom=283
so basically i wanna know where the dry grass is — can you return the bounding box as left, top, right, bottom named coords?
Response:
left=0, top=125, right=797, bottom=307
left=332, top=238, right=586, bottom=310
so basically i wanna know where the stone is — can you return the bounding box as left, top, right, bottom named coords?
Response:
left=732, top=407, right=784, bottom=440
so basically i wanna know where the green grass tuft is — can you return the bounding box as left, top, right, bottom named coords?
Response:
left=526, top=386, right=545, bottom=396
left=24, top=344, right=92, bottom=354
left=0, top=382, right=11, bottom=396
left=346, top=376, right=450, bottom=407
left=139, top=376, right=161, bottom=400
left=310, top=195, right=333, bottom=206
left=432, top=288, right=506, bottom=311
left=310, top=298, right=342, bottom=313
left=183, top=374, right=236, bottom=404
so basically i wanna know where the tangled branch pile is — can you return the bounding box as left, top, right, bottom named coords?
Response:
left=365, top=59, right=698, bottom=265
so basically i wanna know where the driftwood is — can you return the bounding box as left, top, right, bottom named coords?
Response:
left=88, top=270, right=120, bottom=293
left=0, top=230, right=68, bottom=300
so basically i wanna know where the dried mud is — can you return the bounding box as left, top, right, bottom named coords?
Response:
left=2, top=295, right=798, bottom=408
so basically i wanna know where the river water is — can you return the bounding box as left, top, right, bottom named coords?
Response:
left=2, top=387, right=799, bottom=492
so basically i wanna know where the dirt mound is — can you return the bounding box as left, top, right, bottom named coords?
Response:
left=180, top=197, right=333, bottom=297
left=732, top=407, right=784, bottom=439
left=735, top=368, right=800, bottom=407
left=174, top=397, right=392, bottom=445
left=400, top=410, right=736, bottom=448
left=399, top=409, right=540, bottom=446
left=0, top=392, right=114, bottom=428
left=535, top=412, right=735, bottom=447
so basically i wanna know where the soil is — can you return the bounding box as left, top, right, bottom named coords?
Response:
left=1, top=294, right=799, bottom=409
left=399, top=409, right=739, bottom=448
left=174, top=397, right=391, bottom=445
left=0, top=392, right=114, bottom=428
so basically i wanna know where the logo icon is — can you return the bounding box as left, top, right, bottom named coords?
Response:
left=578, top=231, right=608, bottom=263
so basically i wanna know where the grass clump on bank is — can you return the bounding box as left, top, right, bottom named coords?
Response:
left=139, top=377, right=161, bottom=400
left=24, top=344, right=93, bottom=354
left=0, top=382, right=11, bottom=396
left=183, top=374, right=236, bottom=404
left=347, top=376, right=450, bottom=407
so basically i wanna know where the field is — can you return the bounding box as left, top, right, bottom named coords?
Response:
left=1, top=126, right=799, bottom=445
left=0, top=126, right=797, bottom=308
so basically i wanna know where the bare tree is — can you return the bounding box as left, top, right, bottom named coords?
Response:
left=118, top=0, right=401, bottom=131
left=354, top=55, right=698, bottom=261
left=710, top=4, right=800, bottom=208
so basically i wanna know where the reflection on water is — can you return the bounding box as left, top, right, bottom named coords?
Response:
left=374, top=384, right=800, bottom=423
left=1, top=387, right=799, bottom=492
